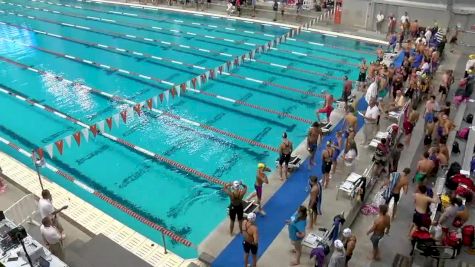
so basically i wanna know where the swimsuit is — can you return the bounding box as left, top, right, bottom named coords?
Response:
left=414, top=172, right=426, bottom=183
left=229, top=191, right=244, bottom=221
left=322, top=150, right=333, bottom=174
left=370, top=234, right=383, bottom=249
left=254, top=184, right=263, bottom=200
left=242, top=222, right=258, bottom=255
left=413, top=210, right=431, bottom=228
left=279, top=141, right=292, bottom=165
left=385, top=192, right=400, bottom=205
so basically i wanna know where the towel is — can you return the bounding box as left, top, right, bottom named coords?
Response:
left=316, top=181, right=323, bottom=215
left=383, top=172, right=400, bottom=201
left=310, top=246, right=326, bottom=267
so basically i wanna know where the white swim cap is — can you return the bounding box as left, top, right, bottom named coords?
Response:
left=232, top=180, right=240, bottom=189
left=343, top=228, right=352, bottom=237
left=247, top=212, right=257, bottom=222
left=334, top=239, right=344, bottom=249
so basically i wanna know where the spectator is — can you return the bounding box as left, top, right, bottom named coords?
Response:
left=376, top=11, right=384, bottom=34
left=41, top=216, right=65, bottom=260
left=328, top=239, right=346, bottom=267
left=287, top=206, right=307, bottom=266
left=38, top=189, right=68, bottom=239
left=362, top=98, right=379, bottom=146
left=386, top=15, right=396, bottom=37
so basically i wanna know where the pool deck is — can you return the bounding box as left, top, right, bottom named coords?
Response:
left=0, top=151, right=188, bottom=267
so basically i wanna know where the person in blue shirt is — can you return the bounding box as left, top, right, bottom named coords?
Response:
left=287, top=205, right=307, bottom=266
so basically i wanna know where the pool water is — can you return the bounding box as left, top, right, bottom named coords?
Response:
left=0, top=0, right=376, bottom=258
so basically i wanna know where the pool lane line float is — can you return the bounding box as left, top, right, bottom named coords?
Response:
left=0, top=81, right=228, bottom=188
left=0, top=21, right=328, bottom=99
left=26, top=0, right=277, bottom=39
left=0, top=56, right=280, bottom=154
left=0, top=136, right=194, bottom=247
left=0, top=37, right=313, bottom=125
left=6, top=0, right=257, bottom=47
left=2, top=3, right=364, bottom=67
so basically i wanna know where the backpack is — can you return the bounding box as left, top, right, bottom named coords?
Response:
left=455, top=184, right=473, bottom=202
left=457, top=128, right=470, bottom=140
left=443, top=230, right=460, bottom=248
left=447, top=162, right=462, bottom=179
left=465, top=114, right=474, bottom=124
left=452, top=141, right=460, bottom=154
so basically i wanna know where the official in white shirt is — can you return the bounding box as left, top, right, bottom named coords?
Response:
left=376, top=11, right=384, bottom=34
left=38, top=189, right=68, bottom=237
left=362, top=98, right=380, bottom=145
left=424, top=29, right=432, bottom=42
left=365, top=79, right=379, bottom=104
left=400, top=11, right=409, bottom=35
left=41, top=216, right=65, bottom=260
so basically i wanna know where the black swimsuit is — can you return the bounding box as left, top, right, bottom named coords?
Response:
left=229, top=191, right=244, bottom=221
left=242, top=222, right=258, bottom=255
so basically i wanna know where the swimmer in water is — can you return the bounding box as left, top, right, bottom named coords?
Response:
left=279, top=132, right=293, bottom=181
left=255, top=163, right=270, bottom=215
left=224, top=180, right=247, bottom=235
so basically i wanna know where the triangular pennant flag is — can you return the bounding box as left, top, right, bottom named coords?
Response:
left=112, top=113, right=120, bottom=127
left=170, top=87, right=176, bottom=98
left=164, top=90, right=169, bottom=103
left=147, top=98, right=153, bottom=109
left=180, top=83, right=187, bottom=93
left=218, top=65, right=223, bottom=74
left=45, top=144, right=54, bottom=159
left=159, top=93, right=164, bottom=103
left=64, top=135, right=72, bottom=148
left=81, top=128, right=89, bottom=143
left=127, top=106, right=134, bottom=119
left=175, top=85, right=181, bottom=97
left=106, top=117, right=113, bottom=130
left=133, top=104, right=142, bottom=116
left=97, top=120, right=105, bottom=133
left=152, top=95, right=158, bottom=107
left=55, top=140, right=64, bottom=155
left=120, top=110, right=127, bottom=123
left=73, top=132, right=81, bottom=146
left=191, top=77, right=197, bottom=88
left=90, top=124, right=98, bottom=137
left=196, top=76, right=201, bottom=88
left=37, top=148, right=44, bottom=160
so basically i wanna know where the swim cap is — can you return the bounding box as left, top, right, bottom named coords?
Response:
left=247, top=212, right=257, bottom=222
left=326, top=141, right=332, bottom=146
left=258, top=163, right=266, bottom=169
left=343, top=228, right=352, bottom=237
left=282, top=132, right=288, bottom=138
left=469, top=54, right=475, bottom=60
left=334, top=239, right=344, bottom=249
left=232, top=180, right=240, bottom=189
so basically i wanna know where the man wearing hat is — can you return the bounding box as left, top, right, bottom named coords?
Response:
left=342, top=228, right=357, bottom=266
left=223, top=180, right=247, bottom=235
left=243, top=212, right=258, bottom=267
left=255, top=163, right=271, bottom=215
left=328, top=239, right=346, bottom=267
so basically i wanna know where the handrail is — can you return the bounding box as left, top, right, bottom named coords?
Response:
left=4, top=193, right=40, bottom=226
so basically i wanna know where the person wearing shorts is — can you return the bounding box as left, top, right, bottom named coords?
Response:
left=367, top=204, right=390, bottom=260
left=316, top=94, right=334, bottom=123
left=224, top=181, right=247, bottom=235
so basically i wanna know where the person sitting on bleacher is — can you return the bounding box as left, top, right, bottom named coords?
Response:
left=381, top=90, right=405, bottom=114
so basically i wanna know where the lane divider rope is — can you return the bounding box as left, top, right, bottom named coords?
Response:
left=3, top=1, right=258, bottom=47
left=0, top=54, right=280, bottom=153
left=30, top=0, right=277, bottom=39
left=0, top=134, right=194, bottom=247
left=0, top=21, right=328, bottom=99
left=0, top=56, right=228, bottom=188
left=0, top=34, right=313, bottom=124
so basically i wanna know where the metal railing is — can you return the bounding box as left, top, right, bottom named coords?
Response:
left=4, top=194, right=40, bottom=226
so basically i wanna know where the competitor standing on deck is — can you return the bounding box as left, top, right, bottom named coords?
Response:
left=358, top=59, right=368, bottom=90
left=307, top=122, right=323, bottom=169
left=224, top=181, right=247, bottom=235
left=255, top=163, right=270, bottom=215
left=279, top=132, right=293, bottom=181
